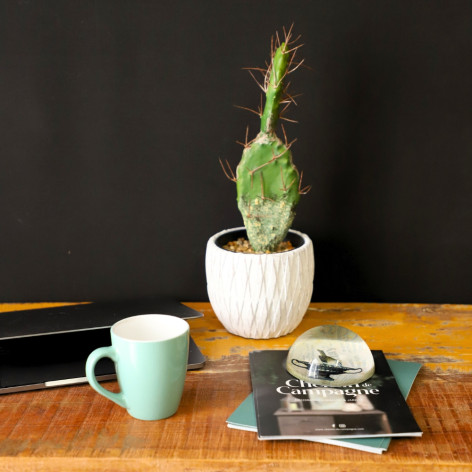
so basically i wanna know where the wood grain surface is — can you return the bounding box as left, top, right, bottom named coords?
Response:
left=0, top=302, right=471, bottom=471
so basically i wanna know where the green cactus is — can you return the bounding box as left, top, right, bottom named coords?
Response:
left=229, top=29, right=308, bottom=253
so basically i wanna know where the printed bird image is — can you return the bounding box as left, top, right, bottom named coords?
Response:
left=317, top=350, right=341, bottom=366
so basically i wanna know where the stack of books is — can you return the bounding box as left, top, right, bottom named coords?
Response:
left=227, top=350, right=422, bottom=454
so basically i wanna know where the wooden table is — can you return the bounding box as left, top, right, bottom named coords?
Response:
left=0, top=302, right=471, bottom=471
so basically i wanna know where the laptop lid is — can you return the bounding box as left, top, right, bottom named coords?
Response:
left=0, top=299, right=206, bottom=394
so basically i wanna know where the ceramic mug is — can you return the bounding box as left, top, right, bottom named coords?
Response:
left=86, top=314, right=189, bottom=421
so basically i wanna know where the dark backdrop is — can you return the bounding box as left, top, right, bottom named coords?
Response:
left=1, top=0, right=471, bottom=303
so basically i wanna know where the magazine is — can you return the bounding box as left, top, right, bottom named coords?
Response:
left=249, top=350, right=422, bottom=441
left=227, top=358, right=422, bottom=454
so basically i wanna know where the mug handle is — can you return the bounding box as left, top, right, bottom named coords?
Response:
left=86, top=347, right=126, bottom=409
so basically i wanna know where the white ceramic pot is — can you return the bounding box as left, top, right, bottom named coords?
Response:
left=205, top=227, right=314, bottom=339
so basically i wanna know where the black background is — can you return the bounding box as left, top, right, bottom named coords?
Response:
left=1, top=0, right=471, bottom=303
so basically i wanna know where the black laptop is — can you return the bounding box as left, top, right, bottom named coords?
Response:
left=0, top=299, right=205, bottom=394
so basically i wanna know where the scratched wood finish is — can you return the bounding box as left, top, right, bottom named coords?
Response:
left=0, top=302, right=471, bottom=471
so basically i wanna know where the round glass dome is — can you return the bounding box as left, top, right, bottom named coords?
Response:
left=286, top=325, right=375, bottom=387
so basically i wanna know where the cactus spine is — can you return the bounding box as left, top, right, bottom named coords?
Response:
left=234, top=29, right=306, bottom=252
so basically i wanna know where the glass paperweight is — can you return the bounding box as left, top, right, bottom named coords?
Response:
left=286, top=325, right=375, bottom=387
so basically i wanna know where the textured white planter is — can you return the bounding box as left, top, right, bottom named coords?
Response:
left=205, top=227, right=314, bottom=339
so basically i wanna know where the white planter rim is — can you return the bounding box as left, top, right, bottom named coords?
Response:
left=208, top=226, right=311, bottom=257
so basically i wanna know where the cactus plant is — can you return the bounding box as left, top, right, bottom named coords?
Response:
left=222, top=27, right=309, bottom=252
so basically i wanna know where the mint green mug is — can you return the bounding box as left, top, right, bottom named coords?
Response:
left=86, top=314, right=189, bottom=421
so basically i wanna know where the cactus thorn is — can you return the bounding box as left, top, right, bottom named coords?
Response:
left=280, top=115, right=298, bottom=124
left=245, top=126, right=250, bottom=145
left=286, top=137, right=298, bottom=150
left=219, top=158, right=237, bottom=182
left=279, top=123, right=297, bottom=149
left=288, top=57, right=306, bottom=74
left=259, top=174, right=275, bottom=202
left=248, top=150, right=282, bottom=175
left=280, top=167, right=297, bottom=192
left=234, top=104, right=261, bottom=117
left=236, top=126, right=257, bottom=148
left=298, top=171, right=312, bottom=195
left=282, top=91, right=302, bottom=106
left=246, top=69, right=266, bottom=93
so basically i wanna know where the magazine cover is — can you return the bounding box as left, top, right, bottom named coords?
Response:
left=227, top=358, right=422, bottom=453
left=249, top=350, right=422, bottom=440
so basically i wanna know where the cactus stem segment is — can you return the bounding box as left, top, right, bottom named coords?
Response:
left=232, top=26, right=308, bottom=252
